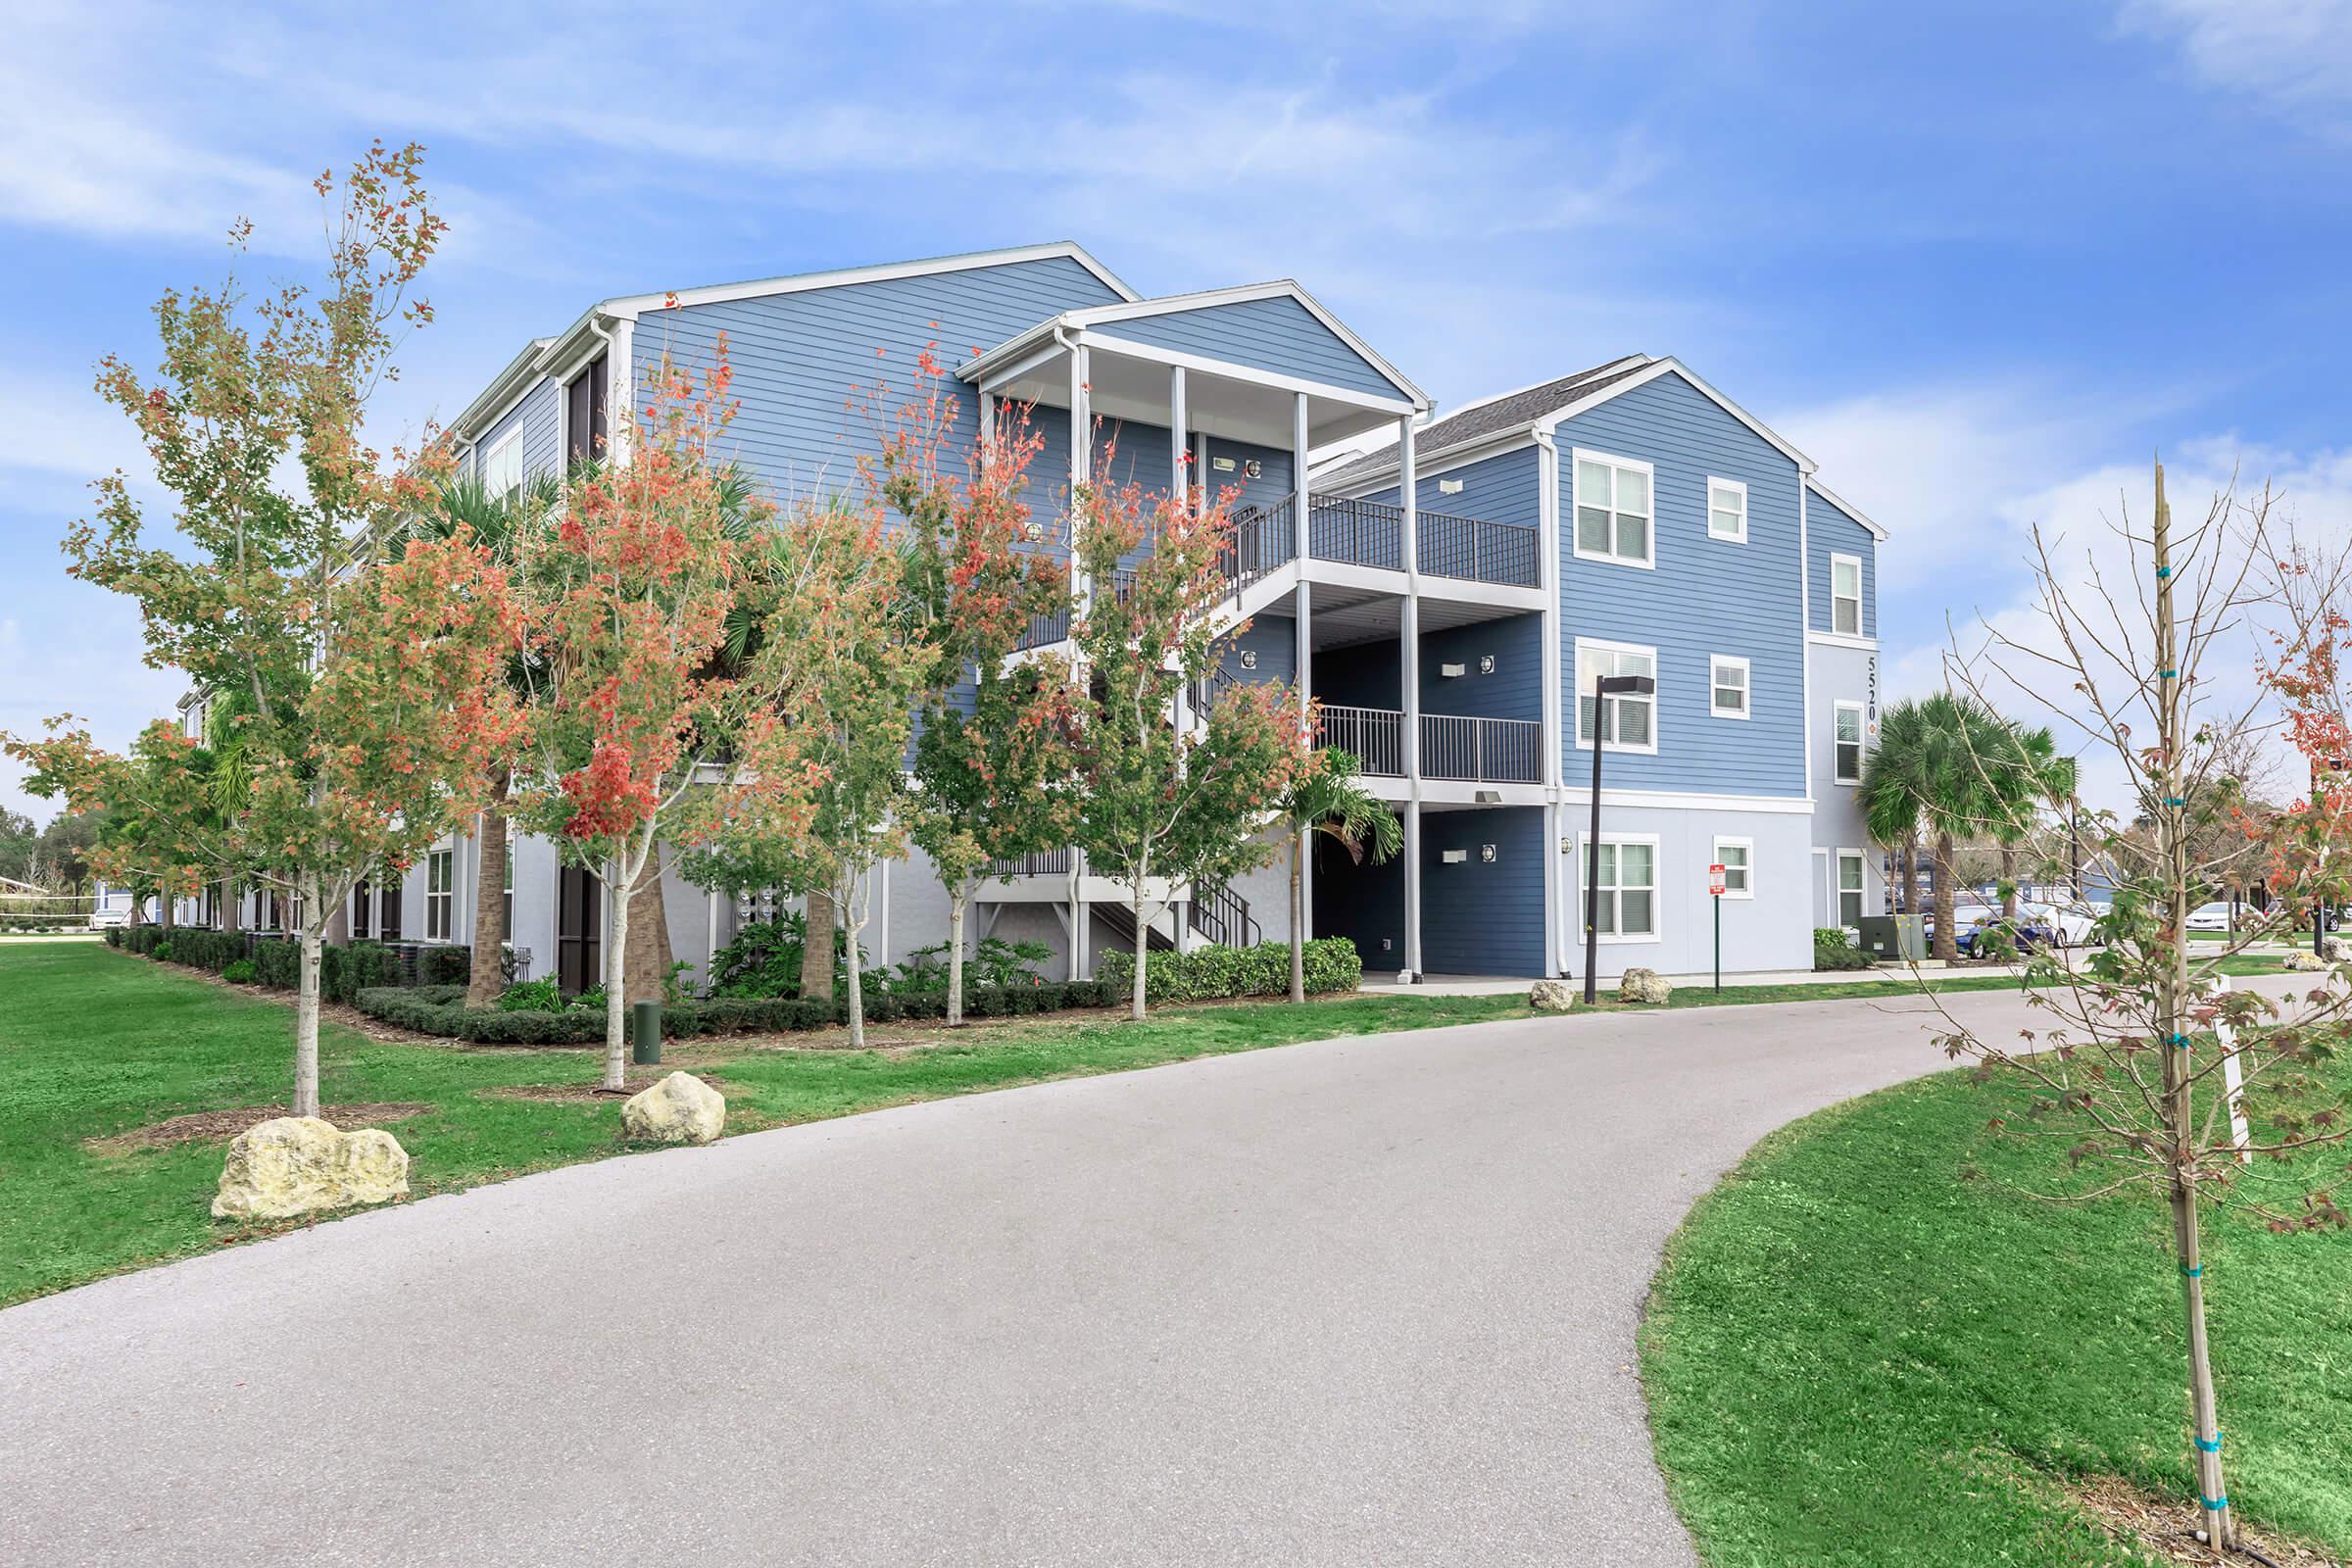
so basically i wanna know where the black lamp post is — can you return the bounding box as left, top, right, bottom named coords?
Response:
left=1583, top=672, right=1656, bottom=1004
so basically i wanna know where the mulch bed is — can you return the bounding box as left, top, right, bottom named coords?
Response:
left=2068, top=1472, right=2340, bottom=1568
left=86, top=1102, right=432, bottom=1153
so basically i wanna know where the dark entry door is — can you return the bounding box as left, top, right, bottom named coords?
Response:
left=556, top=865, right=600, bottom=996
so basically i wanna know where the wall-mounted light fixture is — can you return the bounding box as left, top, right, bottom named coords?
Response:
left=1440, top=662, right=1466, bottom=678
left=1441, top=849, right=1468, bottom=864
left=1480, top=844, right=1496, bottom=862
left=1478, top=655, right=1495, bottom=674
left=1240, top=649, right=1257, bottom=670
left=1439, top=477, right=1464, bottom=495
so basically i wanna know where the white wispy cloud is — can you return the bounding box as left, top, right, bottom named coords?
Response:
left=2121, top=0, right=2352, bottom=112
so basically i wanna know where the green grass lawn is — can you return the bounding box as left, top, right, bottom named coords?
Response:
left=1642, top=1054, right=2352, bottom=1564
left=0, top=942, right=1532, bottom=1305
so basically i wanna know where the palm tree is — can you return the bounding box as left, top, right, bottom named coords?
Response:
left=1991, top=725, right=2077, bottom=921
left=1858, top=693, right=2016, bottom=962
left=1275, top=750, right=1402, bottom=1003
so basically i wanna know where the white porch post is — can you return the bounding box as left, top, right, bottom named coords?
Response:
left=1399, top=414, right=1424, bottom=980
left=1537, top=430, right=1566, bottom=975
left=1069, top=342, right=1092, bottom=605
left=1169, top=366, right=1188, bottom=501
left=1069, top=850, right=1089, bottom=981
left=979, top=388, right=997, bottom=465
left=1292, top=392, right=1314, bottom=947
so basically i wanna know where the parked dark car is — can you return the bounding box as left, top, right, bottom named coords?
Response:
left=1956, top=913, right=2057, bottom=956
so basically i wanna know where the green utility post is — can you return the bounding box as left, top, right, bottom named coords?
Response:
left=1709, top=860, right=1725, bottom=992
left=631, top=1000, right=662, bottom=1066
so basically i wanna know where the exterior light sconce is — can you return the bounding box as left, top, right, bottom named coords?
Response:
left=1479, top=655, right=1495, bottom=675
left=1480, top=844, right=1496, bottom=862
left=1240, top=650, right=1257, bottom=670
left=1439, top=477, right=1464, bottom=495
left=1441, top=849, right=1468, bottom=864
left=1440, top=662, right=1466, bottom=678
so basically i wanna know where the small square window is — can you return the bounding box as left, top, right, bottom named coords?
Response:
left=1709, top=656, right=1749, bottom=718
left=1707, top=478, right=1747, bottom=543
left=1573, top=453, right=1656, bottom=567
left=1714, top=838, right=1753, bottom=898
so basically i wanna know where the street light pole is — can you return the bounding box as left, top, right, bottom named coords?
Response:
left=1583, top=673, right=1655, bottom=1005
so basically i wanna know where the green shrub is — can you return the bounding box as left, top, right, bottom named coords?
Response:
left=150, top=940, right=174, bottom=963
left=1813, top=927, right=1873, bottom=972
left=220, top=958, right=258, bottom=985
left=1095, top=937, right=1362, bottom=1004
left=415, top=945, right=473, bottom=986
left=498, top=977, right=563, bottom=1012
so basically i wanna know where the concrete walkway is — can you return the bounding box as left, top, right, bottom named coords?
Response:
left=2, top=985, right=2063, bottom=1566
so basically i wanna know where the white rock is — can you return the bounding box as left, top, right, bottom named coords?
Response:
left=1618, top=966, right=1674, bottom=1005
left=621, top=1071, right=726, bottom=1145
left=1529, top=979, right=1579, bottom=1013
left=213, top=1116, right=410, bottom=1221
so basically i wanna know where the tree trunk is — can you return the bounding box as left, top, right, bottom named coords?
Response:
left=294, top=921, right=323, bottom=1118
left=946, top=892, right=967, bottom=1028
left=842, top=889, right=866, bottom=1050
left=1903, top=836, right=1919, bottom=915
left=1933, top=832, right=1959, bottom=962
left=1130, top=884, right=1150, bottom=1022
left=603, top=871, right=631, bottom=1093
left=1289, top=829, right=1306, bottom=1004
left=223, top=880, right=242, bottom=934
left=802, top=886, right=836, bottom=1003
left=325, top=900, right=349, bottom=948
left=2000, top=845, right=2019, bottom=921
left=623, top=845, right=674, bottom=1004
left=161, top=895, right=174, bottom=935
left=466, top=785, right=509, bottom=1008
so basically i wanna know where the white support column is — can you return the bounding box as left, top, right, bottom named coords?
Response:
left=1068, top=851, right=1089, bottom=981
left=979, top=388, right=997, bottom=465
left=1399, top=414, right=1423, bottom=980
left=1536, top=430, right=1566, bottom=974
left=1293, top=392, right=1314, bottom=945
left=1169, top=366, right=1188, bottom=502
left=1069, top=343, right=1092, bottom=605
left=607, top=319, right=635, bottom=467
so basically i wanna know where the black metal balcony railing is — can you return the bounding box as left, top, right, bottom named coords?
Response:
left=1420, top=713, right=1543, bottom=783
left=985, top=848, right=1073, bottom=879
left=1418, top=512, right=1540, bottom=587
left=1308, top=495, right=1404, bottom=570
left=1321, top=705, right=1405, bottom=777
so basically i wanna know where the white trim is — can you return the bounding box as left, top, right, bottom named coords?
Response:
left=1075, top=330, right=1417, bottom=416
left=1540, top=357, right=1816, bottom=475
left=1830, top=552, right=1865, bottom=638
left=1557, top=787, right=1815, bottom=815
left=1706, top=475, right=1748, bottom=543
left=610, top=242, right=1140, bottom=318
left=1833, top=700, right=1867, bottom=785
left=451, top=339, right=556, bottom=444
left=1576, top=830, right=1662, bottom=944
left=1711, top=835, right=1755, bottom=900
left=1806, top=475, right=1890, bottom=540
left=1708, top=654, right=1752, bottom=720
left=1318, top=358, right=1654, bottom=492
left=1806, top=629, right=1878, bottom=652
left=479, top=426, right=525, bottom=502
left=1567, top=448, right=1657, bottom=570
left=1058, top=278, right=1427, bottom=408
left=1798, top=476, right=1812, bottom=800
left=1572, top=636, right=1660, bottom=756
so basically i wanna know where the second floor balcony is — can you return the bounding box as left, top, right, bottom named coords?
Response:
left=1320, top=706, right=1543, bottom=785
left=1225, top=494, right=1540, bottom=594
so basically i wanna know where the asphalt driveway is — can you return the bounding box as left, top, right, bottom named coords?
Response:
left=1, top=986, right=2050, bottom=1566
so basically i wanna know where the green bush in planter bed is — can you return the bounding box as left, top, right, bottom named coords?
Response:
left=220, top=958, right=258, bottom=985
left=1095, top=937, right=1361, bottom=1004
left=1812, top=927, right=1875, bottom=972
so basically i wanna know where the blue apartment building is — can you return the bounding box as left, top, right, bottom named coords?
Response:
left=175, top=242, right=1886, bottom=984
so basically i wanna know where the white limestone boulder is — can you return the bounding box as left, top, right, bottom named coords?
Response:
left=621, top=1071, right=726, bottom=1146
left=1529, top=979, right=1579, bottom=1013
left=212, top=1116, right=410, bottom=1221
left=1618, top=967, right=1674, bottom=1005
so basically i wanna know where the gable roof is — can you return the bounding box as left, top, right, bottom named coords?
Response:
left=1320, top=353, right=1820, bottom=489
left=961, top=278, right=1427, bottom=408
left=1806, top=476, right=1890, bottom=540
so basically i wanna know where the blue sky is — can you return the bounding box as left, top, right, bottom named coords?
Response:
left=4, top=0, right=2347, bottom=819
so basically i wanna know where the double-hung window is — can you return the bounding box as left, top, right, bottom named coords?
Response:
left=426, top=849, right=455, bottom=942
left=1707, top=477, right=1747, bottom=542
left=1834, top=702, right=1866, bottom=784
left=1576, top=640, right=1657, bottom=752
left=1709, top=655, right=1750, bottom=719
left=481, top=429, right=525, bottom=506
left=1831, top=554, right=1863, bottom=637
left=1573, top=452, right=1654, bottom=566
left=1837, top=850, right=1867, bottom=926
left=1713, top=837, right=1753, bottom=898
left=1582, top=837, right=1659, bottom=939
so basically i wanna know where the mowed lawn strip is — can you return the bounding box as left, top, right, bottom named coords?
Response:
left=1641, top=1059, right=2352, bottom=1566
left=0, top=943, right=1523, bottom=1305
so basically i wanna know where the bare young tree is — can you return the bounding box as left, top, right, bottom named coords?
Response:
left=1935, top=461, right=2348, bottom=1557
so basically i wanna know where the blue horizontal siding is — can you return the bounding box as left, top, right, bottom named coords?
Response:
left=1420, top=612, right=1542, bottom=721
left=1417, top=807, right=1546, bottom=975
left=633, top=255, right=1125, bottom=508
left=1224, top=613, right=1296, bottom=687
left=473, top=375, right=559, bottom=485
left=1314, top=641, right=1401, bottom=710
left=1364, top=442, right=1542, bottom=530
left=1806, top=485, right=1878, bottom=638
left=1556, top=369, right=1806, bottom=798
left=1090, top=295, right=1403, bottom=401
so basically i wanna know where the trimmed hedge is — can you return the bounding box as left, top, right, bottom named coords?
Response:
left=1812, top=927, right=1875, bottom=972
left=1095, top=937, right=1362, bottom=1004
left=355, top=976, right=1122, bottom=1045
left=107, top=924, right=469, bottom=1004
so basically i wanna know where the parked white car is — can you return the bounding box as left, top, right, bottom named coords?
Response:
left=87, top=906, right=129, bottom=930
left=2184, top=902, right=2234, bottom=932
left=2023, top=900, right=2102, bottom=948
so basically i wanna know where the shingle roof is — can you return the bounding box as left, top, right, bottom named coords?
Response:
left=1316, top=355, right=1651, bottom=488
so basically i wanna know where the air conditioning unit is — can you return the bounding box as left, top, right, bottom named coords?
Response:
left=1440, top=662, right=1466, bottom=678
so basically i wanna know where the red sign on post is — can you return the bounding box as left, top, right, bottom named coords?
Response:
left=1708, top=862, right=1727, bottom=897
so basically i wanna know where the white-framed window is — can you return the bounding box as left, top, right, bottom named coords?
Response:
left=1572, top=450, right=1655, bottom=567
left=1580, top=834, right=1660, bottom=941
left=1831, top=553, right=1863, bottom=637
left=503, top=842, right=515, bottom=943
left=1709, top=655, right=1750, bottom=719
left=1707, top=477, right=1748, bottom=542
left=1713, top=836, right=1753, bottom=899
left=1838, top=848, right=1867, bottom=927
left=481, top=428, right=525, bottom=506
left=426, top=849, right=455, bottom=942
left=1575, top=639, right=1658, bottom=753
left=1834, top=701, right=1866, bottom=784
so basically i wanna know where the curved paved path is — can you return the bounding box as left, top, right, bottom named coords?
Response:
left=4, top=986, right=2046, bottom=1566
